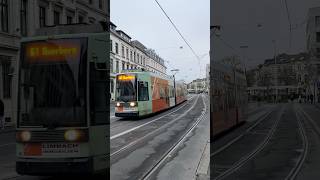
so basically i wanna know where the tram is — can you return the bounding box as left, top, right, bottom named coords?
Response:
left=211, top=61, right=248, bottom=137
left=16, top=23, right=109, bottom=175
left=115, top=70, right=188, bottom=117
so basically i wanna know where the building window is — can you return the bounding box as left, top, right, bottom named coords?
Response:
left=67, top=16, right=73, bottom=24
left=130, top=51, right=133, bottom=61
left=134, top=52, right=136, bottom=62
left=110, top=80, right=114, bottom=93
left=126, top=48, right=129, bottom=59
left=127, top=64, right=129, bottom=69
left=137, top=54, right=139, bottom=64
left=115, top=43, right=118, bottom=54
left=99, top=0, right=103, bottom=9
left=20, top=0, right=27, bottom=36
left=0, top=0, right=8, bottom=32
left=316, top=16, right=320, bottom=27
left=1, top=56, right=12, bottom=98
left=110, top=40, right=112, bottom=52
left=110, top=58, right=113, bottom=72
left=54, top=11, right=60, bottom=25
left=122, top=62, right=125, bottom=71
left=39, top=6, right=46, bottom=27
left=116, top=61, right=119, bottom=73
left=317, top=32, right=320, bottom=42
left=78, top=15, right=84, bottom=23
left=121, top=46, right=125, bottom=58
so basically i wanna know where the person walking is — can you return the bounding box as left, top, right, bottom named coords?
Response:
left=0, top=99, right=4, bottom=130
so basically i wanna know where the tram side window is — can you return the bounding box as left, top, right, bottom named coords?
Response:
left=90, top=63, right=108, bottom=125
left=138, top=81, right=149, bottom=101
left=159, top=85, right=166, bottom=99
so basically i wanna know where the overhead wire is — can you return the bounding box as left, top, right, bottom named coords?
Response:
left=153, top=0, right=202, bottom=77
left=284, top=0, right=292, bottom=50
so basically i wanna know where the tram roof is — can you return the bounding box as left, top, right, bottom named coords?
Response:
left=21, top=23, right=108, bottom=42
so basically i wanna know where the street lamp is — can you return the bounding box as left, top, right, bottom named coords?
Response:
left=239, top=45, right=249, bottom=73
left=171, top=69, right=179, bottom=104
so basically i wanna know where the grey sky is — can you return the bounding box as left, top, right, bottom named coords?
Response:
left=212, top=0, right=320, bottom=68
left=111, top=0, right=210, bottom=83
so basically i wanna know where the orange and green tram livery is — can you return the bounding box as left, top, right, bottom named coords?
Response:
left=115, top=70, right=187, bottom=117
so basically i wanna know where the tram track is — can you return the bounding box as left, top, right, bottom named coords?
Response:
left=140, top=94, right=208, bottom=180
left=110, top=94, right=200, bottom=156
left=110, top=94, right=207, bottom=180
left=110, top=95, right=196, bottom=133
left=212, top=105, right=283, bottom=180
left=284, top=106, right=308, bottom=180
left=211, top=107, right=275, bottom=157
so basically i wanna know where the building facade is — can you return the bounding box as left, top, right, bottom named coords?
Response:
left=247, top=53, right=308, bottom=102
left=306, top=7, right=320, bottom=101
left=0, top=0, right=108, bottom=127
left=110, top=22, right=167, bottom=101
left=187, top=78, right=206, bottom=93
left=205, top=63, right=210, bottom=93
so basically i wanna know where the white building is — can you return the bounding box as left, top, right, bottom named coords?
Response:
left=247, top=53, right=308, bottom=101
left=187, top=78, right=206, bottom=93
left=109, top=22, right=167, bottom=101
left=0, top=0, right=108, bottom=127
left=306, top=7, right=320, bottom=101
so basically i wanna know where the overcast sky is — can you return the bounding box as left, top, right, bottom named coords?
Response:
left=111, top=0, right=210, bottom=83
left=212, top=0, right=320, bottom=69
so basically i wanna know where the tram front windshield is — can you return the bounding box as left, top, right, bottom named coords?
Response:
left=18, top=38, right=88, bottom=128
left=116, top=74, right=137, bottom=102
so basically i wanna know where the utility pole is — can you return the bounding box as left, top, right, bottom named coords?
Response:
left=272, top=40, right=278, bottom=103
left=171, top=69, right=179, bottom=105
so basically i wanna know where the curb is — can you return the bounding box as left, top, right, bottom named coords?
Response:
left=195, top=139, right=210, bottom=180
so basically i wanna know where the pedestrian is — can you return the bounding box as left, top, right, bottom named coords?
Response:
left=0, top=99, right=4, bottom=130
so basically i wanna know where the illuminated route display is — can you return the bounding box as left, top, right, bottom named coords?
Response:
left=24, top=39, right=82, bottom=63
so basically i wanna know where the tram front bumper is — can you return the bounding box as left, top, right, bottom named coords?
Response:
left=16, top=157, right=94, bottom=175
left=115, top=111, right=139, bottom=117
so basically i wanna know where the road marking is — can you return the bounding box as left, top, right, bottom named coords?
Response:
left=110, top=95, right=196, bottom=140
left=111, top=95, right=200, bottom=156
left=142, top=94, right=207, bottom=180
left=0, top=143, right=15, bottom=148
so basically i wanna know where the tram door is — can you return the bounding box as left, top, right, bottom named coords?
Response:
left=137, top=75, right=151, bottom=116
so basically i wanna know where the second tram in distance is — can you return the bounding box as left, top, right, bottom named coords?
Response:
left=115, top=70, right=188, bottom=117
left=211, top=61, right=248, bottom=138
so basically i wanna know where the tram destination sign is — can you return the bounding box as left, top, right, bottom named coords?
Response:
left=24, top=39, right=82, bottom=64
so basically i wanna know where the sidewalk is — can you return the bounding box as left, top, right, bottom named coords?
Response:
left=0, top=126, right=15, bottom=134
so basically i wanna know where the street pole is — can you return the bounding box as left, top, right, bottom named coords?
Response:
left=273, top=40, right=278, bottom=103
left=173, top=74, right=176, bottom=105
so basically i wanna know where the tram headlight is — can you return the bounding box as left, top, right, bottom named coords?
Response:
left=129, top=102, right=136, bottom=107
left=17, top=131, right=31, bottom=142
left=64, top=129, right=80, bottom=141
left=116, top=102, right=121, bottom=107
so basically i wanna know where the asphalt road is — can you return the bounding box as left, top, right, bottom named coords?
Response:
left=212, top=102, right=320, bottom=180
left=110, top=94, right=210, bottom=180
left=0, top=94, right=209, bottom=180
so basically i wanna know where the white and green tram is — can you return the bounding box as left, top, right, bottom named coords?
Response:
left=16, top=24, right=109, bottom=175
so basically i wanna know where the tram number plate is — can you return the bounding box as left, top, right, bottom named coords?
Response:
left=123, top=107, right=135, bottom=112
left=24, top=143, right=80, bottom=156
left=42, top=143, right=80, bottom=154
